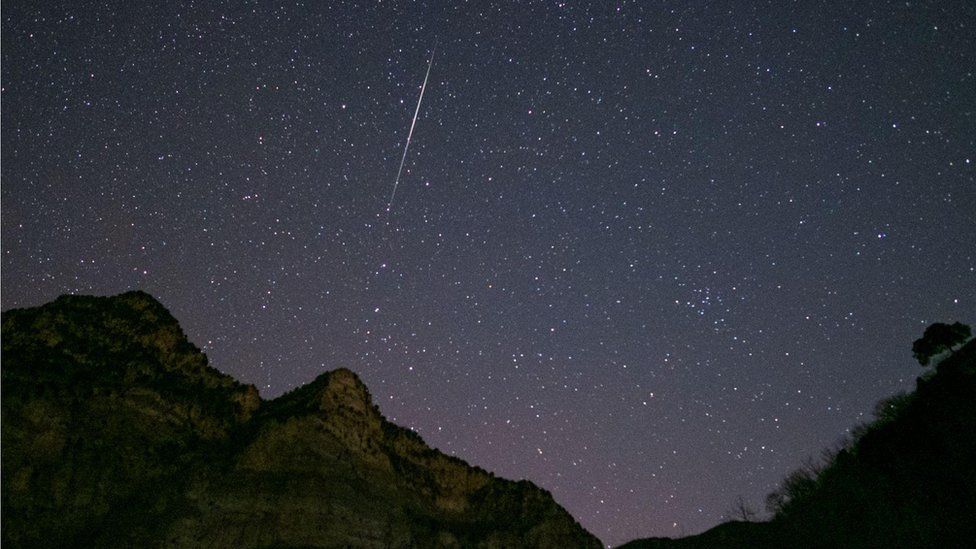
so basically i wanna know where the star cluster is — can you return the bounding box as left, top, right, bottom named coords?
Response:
left=2, top=1, right=974, bottom=545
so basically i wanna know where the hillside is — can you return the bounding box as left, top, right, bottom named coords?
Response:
left=1, top=292, right=602, bottom=548
left=619, top=336, right=976, bottom=548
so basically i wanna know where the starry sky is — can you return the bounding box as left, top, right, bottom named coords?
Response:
left=3, top=1, right=975, bottom=545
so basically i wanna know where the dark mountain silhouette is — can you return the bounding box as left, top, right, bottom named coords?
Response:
left=1, top=292, right=601, bottom=548
left=620, top=333, right=976, bottom=549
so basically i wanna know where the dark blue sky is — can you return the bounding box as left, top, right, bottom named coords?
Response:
left=3, top=1, right=974, bottom=545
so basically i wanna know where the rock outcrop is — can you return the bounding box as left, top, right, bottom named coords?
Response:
left=1, top=292, right=601, bottom=548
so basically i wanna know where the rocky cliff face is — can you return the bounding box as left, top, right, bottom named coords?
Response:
left=1, top=292, right=601, bottom=548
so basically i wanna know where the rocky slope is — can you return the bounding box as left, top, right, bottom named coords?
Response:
left=619, top=337, right=976, bottom=548
left=1, top=292, right=601, bottom=548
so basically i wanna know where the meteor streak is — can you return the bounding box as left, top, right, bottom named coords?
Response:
left=387, top=47, right=435, bottom=212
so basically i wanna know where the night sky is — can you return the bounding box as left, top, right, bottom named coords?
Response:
left=3, top=1, right=975, bottom=545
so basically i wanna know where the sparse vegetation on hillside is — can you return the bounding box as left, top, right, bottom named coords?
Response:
left=912, top=321, right=971, bottom=366
left=621, top=323, right=976, bottom=549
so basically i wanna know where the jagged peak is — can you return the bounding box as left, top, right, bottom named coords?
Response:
left=11, top=291, right=186, bottom=342
left=50, top=290, right=173, bottom=316
left=2, top=291, right=251, bottom=399
left=263, top=367, right=377, bottom=419
left=327, top=367, right=363, bottom=385
left=317, top=367, right=373, bottom=414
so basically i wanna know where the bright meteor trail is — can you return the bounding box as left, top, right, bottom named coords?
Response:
left=387, top=47, right=435, bottom=212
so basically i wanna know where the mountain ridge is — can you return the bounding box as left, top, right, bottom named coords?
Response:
left=1, top=291, right=601, bottom=548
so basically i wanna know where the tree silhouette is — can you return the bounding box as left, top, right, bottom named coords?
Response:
left=911, top=322, right=972, bottom=366
left=727, top=495, right=758, bottom=522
